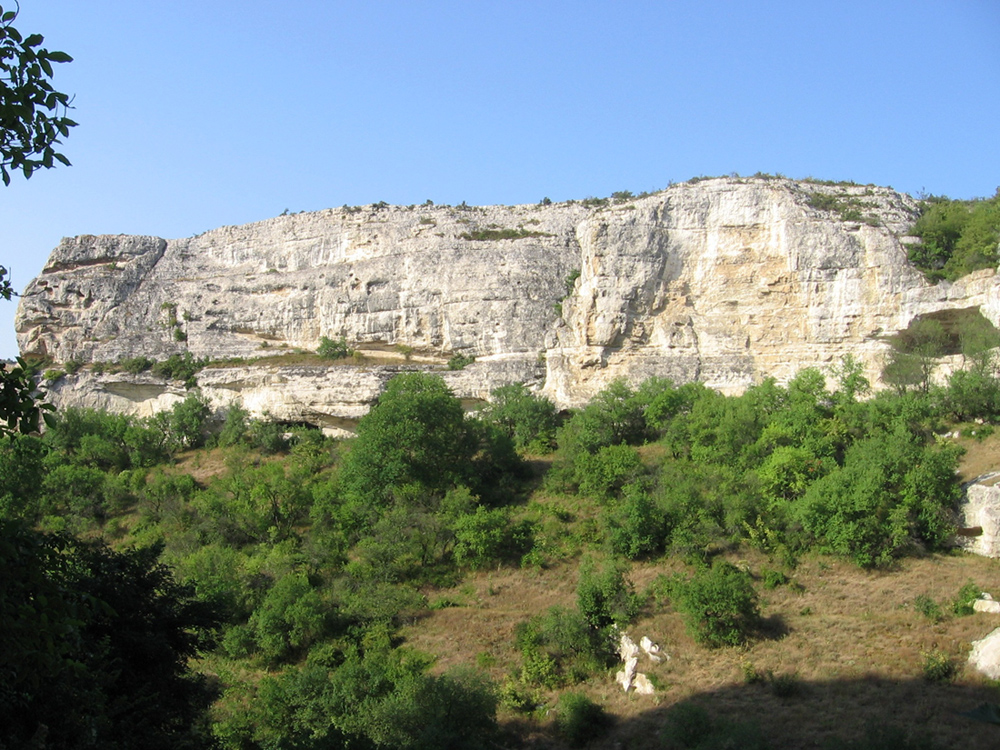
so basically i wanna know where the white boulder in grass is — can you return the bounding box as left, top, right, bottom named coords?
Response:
left=974, top=593, right=1000, bottom=614
left=969, top=627, right=1000, bottom=680
left=633, top=673, right=656, bottom=695
left=640, top=635, right=664, bottom=662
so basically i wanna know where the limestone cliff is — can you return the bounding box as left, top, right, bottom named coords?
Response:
left=16, top=177, right=1000, bottom=425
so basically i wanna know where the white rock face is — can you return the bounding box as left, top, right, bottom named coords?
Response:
left=973, top=594, right=1000, bottom=614
left=632, top=673, right=656, bottom=695
left=969, top=627, right=1000, bottom=679
left=956, top=480, right=1000, bottom=558
left=17, top=177, right=1000, bottom=421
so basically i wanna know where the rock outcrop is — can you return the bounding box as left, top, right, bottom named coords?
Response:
left=957, top=476, right=1000, bottom=558
left=16, top=177, right=1000, bottom=424
left=969, top=627, right=1000, bottom=680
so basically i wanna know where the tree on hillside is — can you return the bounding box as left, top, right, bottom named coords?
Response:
left=0, top=520, right=220, bottom=749
left=882, top=318, right=947, bottom=394
left=339, top=373, right=523, bottom=528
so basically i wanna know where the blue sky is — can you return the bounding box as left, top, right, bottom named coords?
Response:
left=2, top=0, right=998, bottom=358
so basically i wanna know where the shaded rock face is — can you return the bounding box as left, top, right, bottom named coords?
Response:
left=969, top=627, right=1000, bottom=680
left=957, top=479, right=1000, bottom=558
left=16, top=177, right=1000, bottom=421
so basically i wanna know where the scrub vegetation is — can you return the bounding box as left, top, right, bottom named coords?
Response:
left=6, top=335, right=1000, bottom=748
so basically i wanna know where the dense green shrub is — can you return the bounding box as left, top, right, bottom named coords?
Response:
left=548, top=378, right=656, bottom=492
left=514, top=605, right=613, bottom=686
left=245, top=572, right=330, bottom=664
left=340, top=374, right=524, bottom=517
left=602, top=485, right=667, bottom=559
left=576, top=557, right=639, bottom=630
left=796, top=429, right=961, bottom=567
left=317, top=335, right=352, bottom=359
left=481, top=382, right=559, bottom=452
left=944, top=368, right=1000, bottom=421
left=247, top=418, right=288, bottom=454
left=237, top=643, right=499, bottom=750
left=150, top=351, right=205, bottom=387
left=951, top=580, right=983, bottom=616
left=447, top=352, right=476, bottom=370
left=674, top=561, right=760, bottom=647
left=341, top=374, right=473, bottom=507
left=908, top=192, right=1000, bottom=281
left=119, top=355, right=154, bottom=374
left=574, top=443, right=643, bottom=501
left=643, top=380, right=709, bottom=435
left=217, top=402, right=250, bottom=447
left=168, top=392, right=211, bottom=449
left=452, top=506, right=532, bottom=569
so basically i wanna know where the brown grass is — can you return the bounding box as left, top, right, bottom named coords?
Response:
left=955, top=429, right=1000, bottom=483
left=397, top=434, right=1000, bottom=749
left=401, top=550, right=1000, bottom=749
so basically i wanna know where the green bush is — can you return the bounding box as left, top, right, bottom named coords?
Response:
left=119, top=355, right=154, bottom=374
left=247, top=418, right=288, bottom=455
left=245, top=644, right=499, bottom=750
left=920, top=649, right=956, bottom=682
left=246, top=573, right=329, bottom=664
left=514, top=604, right=615, bottom=686
left=575, top=443, right=642, bottom=501
left=908, top=192, right=1000, bottom=280
left=952, top=580, right=982, bottom=616
left=452, top=506, right=532, bottom=569
left=556, top=692, right=610, bottom=747
left=760, top=568, right=790, bottom=589
left=217, top=403, right=250, bottom=447
left=168, top=392, right=211, bottom=449
left=674, top=561, right=760, bottom=647
left=317, top=335, right=352, bottom=359
left=151, top=351, right=205, bottom=387
left=796, top=429, right=961, bottom=567
left=603, top=485, right=667, bottom=559
left=447, top=353, right=476, bottom=370
left=913, top=594, right=943, bottom=622
left=481, top=383, right=559, bottom=452
left=459, top=227, right=550, bottom=241
left=340, top=373, right=524, bottom=513
left=576, top=557, right=639, bottom=630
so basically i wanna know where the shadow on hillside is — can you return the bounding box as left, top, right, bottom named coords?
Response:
left=511, top=674, right=1000, bottom=750
left=756, top=612, right=790, bottom=641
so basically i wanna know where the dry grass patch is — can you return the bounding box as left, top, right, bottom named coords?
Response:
left=400, top=549, right=1000, bottom=749
left=955, top=429, right=1000, bottom=482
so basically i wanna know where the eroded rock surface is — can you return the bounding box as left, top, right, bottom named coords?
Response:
left=17, top=177, right=1000, bottom=421
left=957, top=478, right=1000, bottom=558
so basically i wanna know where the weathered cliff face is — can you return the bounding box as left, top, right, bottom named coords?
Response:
left=16, top=177, right=1000, bottom=423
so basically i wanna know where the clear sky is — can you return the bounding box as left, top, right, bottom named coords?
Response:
left=2, top=0, right=998, bottom=358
